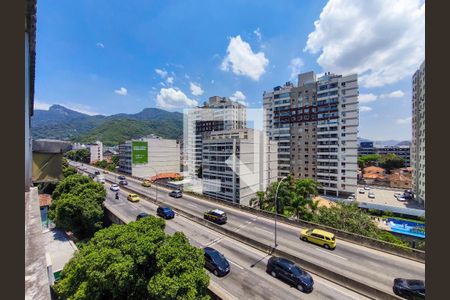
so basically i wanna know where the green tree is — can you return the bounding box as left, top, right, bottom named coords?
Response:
left=358, top=154, right=382, bottom=168
left=53, top=217, right=210, bottom=300
left=51, top=193, right=104, bottom=239
left=63, top=166, right=78, bottom=178
left=379, top=154, right=404, bottom=173
left=148, top=232, right=210, bottom=300
left=66, top=149, right=91, bottom=163
left=52, top=174, right=91, bottom=201
left=256, top=191, right=265, bottom=210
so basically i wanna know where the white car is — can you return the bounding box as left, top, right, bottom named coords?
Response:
left=110, top=184, right=120, bottom=192
left=364, top=186, right=371, bottom=190
left=358, top=188, right=365, bottom=194
left=394, top=192, right=403, bottom=198
left=368, top=192, right=375, bottom=199
left=397, top=196, right=406, bottom=202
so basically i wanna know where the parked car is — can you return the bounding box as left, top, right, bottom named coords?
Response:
left=204, top=209, right=227, bottom=224
left=397, top=196, right=406, bottom=202
left=394, top=192, right=403, bottom=198
left=127, top=194, right=140, bottom=202
left=119, top=180, right=128, bottom=186
left=266, top=256, right=314, bottom=293
left=358, top=188, right=366, bottom=194
left=110, top=184, right=120, bottom=192
left=364, top=185, right=370, bottom=190
left=299, top=228, right=336, bottom=249
left=156, top=206, right=175, bottom=219
left=142, top=180, right=152, bottom=187
left=393, top=278, right=425, bottom=299
left=136, top=212, right=149, bottom=220
left=203, top=247, right=230, bottom=277
left=368, top=192, right=375, bottom=199
left=169, top=190, right=182, bottom=198
left=347, top=194, right=356, bottom=200
left=118, top=175, right=126, bottom=180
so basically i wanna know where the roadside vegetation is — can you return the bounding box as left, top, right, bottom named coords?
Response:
left=257, top=176, right=410, bottom=248
left=53, top=216, right=210, bottom=300
left=358, top=153, right=405, bottom=173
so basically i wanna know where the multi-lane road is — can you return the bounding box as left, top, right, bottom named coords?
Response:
left=73, top=162, right=425, bottom=298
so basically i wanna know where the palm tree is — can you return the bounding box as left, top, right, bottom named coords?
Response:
left=256, top=191, right=265, bottom=210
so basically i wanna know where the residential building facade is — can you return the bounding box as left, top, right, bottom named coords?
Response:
left=411, top=61, right=426, bottom=205
left=184, top=96, right=246, bottom=178
left=202, top=129, right=278, bottom=206
left=89, top=141, right=103, bottom=164
left=263, top=71, right=359, bottom=197
left=118, top=137, right=180, bottom=178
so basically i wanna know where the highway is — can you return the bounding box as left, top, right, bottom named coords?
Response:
left=74, top=162, right=425, bottom=298
left=103, top=186, right=368, bottom=300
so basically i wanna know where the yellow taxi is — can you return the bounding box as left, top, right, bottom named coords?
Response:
left=141, top=180, right=152, bottom=187
left=299, top=228, right=336, bottom=249
left=127, top=194, right=140, bottom=202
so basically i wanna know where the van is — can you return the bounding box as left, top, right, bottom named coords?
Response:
left=299, top=228, right=336, bottom=249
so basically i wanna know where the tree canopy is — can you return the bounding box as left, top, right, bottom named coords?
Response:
left=53, top=217, right=210, bottom=300
left=66, top=149, right=91, bottom=163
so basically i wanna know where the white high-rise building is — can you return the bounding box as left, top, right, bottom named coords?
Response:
left=184, top=96, right=246, bottom=178
left=411, top=61, right=425, bottom=205
left=202, top=128, right=278, bottom=206
left=263, top=71, right=359, bottom=196
left=89, top=141, right=103, bottom=164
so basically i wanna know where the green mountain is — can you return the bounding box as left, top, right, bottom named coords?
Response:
left=31, top=105, right=183, bottom=145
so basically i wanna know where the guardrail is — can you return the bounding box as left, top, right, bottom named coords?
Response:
left=105, top=183, right=401, bottom=300
left=79, top=163, right=425, bottom=262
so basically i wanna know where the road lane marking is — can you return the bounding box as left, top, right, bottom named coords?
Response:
left=234, top=222, right=251, bottom=233
left=187, top=203, right=199, bottom=208
left=205, top=237, right=222, bottom=247
left=316, top=248, right=348, bottom=260
left=228, top=259, right=244, bottom=270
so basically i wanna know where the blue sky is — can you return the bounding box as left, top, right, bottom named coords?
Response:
left=35, top=0, right=424, bottom=141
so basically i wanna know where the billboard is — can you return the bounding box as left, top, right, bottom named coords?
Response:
left=132, top=141, right=148, bottom=164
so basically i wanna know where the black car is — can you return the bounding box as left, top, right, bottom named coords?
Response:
left=119, top=180, right=128, bottom=186
left=136, top=212, right=149, bottom=220
left=266, top=257, right=314, bottom=293
left=94, top=170, right=101, bottom=175
left=157, top=206, right=175, bottom=219
left=204, top=209, right=227, bottom=224
left=393, top=278, right=425, bottom=299
left=118, top=175, right=126, bottom=180
left=203, top=247, right=230, bottom=277
left=169, top=190, right=182, bottom=198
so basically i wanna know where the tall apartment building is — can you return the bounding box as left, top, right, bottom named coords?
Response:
left=89, top=141, right=103, bottom=163
left=118, top=137, right=180, bottom=178
left=263, top=71, right=359, bottom=196
left=202, top=129, right=278, bottom=206
left=411, top=61, right=425, bottom=205
left=184, top=96, right=246, bottom=178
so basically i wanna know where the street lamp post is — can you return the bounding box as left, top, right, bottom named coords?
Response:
left=274, top=176, right=288, bottom=248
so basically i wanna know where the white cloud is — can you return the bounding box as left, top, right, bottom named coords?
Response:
left=159, top=82, right=166, bottom=87
left=221, top=35, right=269, bottom=81
left=289, top=57, right=304, bottom=80
left=359, top=106, right=373, bottom=112
left=396, top=116, right=412, bottom=124
left=156, top=88, right=199, bottom=109
left=155, top=68, right=168, bottom=78
left=230, top=91, right=248, bottom=106
left=114, top=87, right=127, bottom=96
left=359, top=93, right=378, bottom=103
left=211, top=80, right=215, bottom=84
left=254, top=27, right=262, bottom=41
left=304, top=0, right=425, bottom=88
left=166, top=76, right=174, bottom=85
left=189, top=82, right=204, bottom=96
left=34, top=100, right=51, bottom=110
left=380, top=90, right=405, bottom=98
left=184, top=74, right=190, bottom=79
left=96, top=42, right=104, bottom=48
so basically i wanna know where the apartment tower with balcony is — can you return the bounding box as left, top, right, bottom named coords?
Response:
left=411, top=61, right=425, bottom=205
left=263, top=71, right=359, bottom=196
